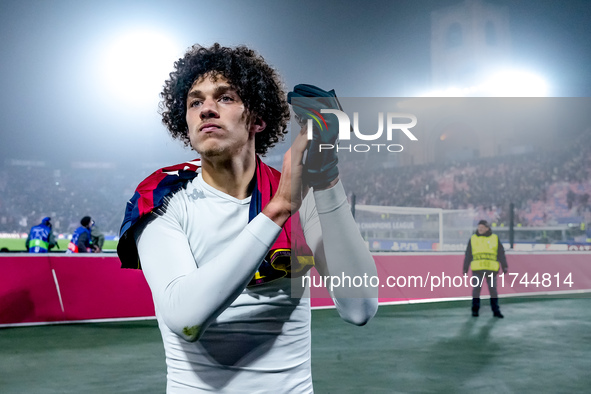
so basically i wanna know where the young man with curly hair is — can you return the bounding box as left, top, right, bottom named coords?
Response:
left=118, top=43, right=377, bottom=393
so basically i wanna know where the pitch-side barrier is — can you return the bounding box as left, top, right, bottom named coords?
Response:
left=1, top=252, right=590, bottom=326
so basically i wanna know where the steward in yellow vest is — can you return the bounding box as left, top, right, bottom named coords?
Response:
left=463, top=220, right=508, bottom=318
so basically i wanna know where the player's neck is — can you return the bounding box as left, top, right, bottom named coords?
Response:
left=200, top=153, right=257, bottom=200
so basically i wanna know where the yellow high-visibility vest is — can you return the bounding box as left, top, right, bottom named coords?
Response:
left=470, top=233, right=500, bottom=272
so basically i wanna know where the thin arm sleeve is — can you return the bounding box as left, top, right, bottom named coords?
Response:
left=77, top=232, right=89, bottom=253
left=302, top=181, right=378, bottom=326
left=48, top=232, right=57, bottom=249
left=136, top=205, right=281, bottom=342
left=497, top=238, right=508, bottom=272
left=463, top=240, right=472, bottom=273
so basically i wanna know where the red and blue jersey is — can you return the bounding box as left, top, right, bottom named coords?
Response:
left=117, top=158, right=314, bottom=286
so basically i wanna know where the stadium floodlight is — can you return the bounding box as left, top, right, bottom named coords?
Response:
left=479, top=70, right=548, bottom=97
left=421, top=69, right=549, bottom=97
left=101, top=29, right=181, bottom=107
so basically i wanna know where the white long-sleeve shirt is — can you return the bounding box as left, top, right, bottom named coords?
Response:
left=136, top=175, right=377, bottom=393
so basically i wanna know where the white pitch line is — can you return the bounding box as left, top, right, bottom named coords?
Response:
left=52, top=269, right=65, bottom=314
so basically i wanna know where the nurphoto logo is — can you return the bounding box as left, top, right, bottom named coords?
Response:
left=305, top=110, right=418, bottom=153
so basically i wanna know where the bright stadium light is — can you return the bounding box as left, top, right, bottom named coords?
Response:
left=480, top=70, right=548, bottom=97
left=421, top=69, right=549, bottom=97
left=420, top=86, right=475, bottom=97
left=101, top=29, right=182, bottom=107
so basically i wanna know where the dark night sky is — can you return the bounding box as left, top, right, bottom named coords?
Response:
left=1, top=0, right=590, bottom=167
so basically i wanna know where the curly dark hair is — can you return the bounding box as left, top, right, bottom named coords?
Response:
left=159, top=43, right=290, bottom=156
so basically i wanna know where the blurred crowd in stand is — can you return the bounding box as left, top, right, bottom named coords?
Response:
left=0, top=131, right=589, bottom=236
left=339, top=130, right=591, bottom=228
left=0, top=164, right=149, bottom=236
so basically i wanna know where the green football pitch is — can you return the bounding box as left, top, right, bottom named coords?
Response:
left=1, top=297, right=590, bottom=393
left=0, top=238, right=118, bottom=252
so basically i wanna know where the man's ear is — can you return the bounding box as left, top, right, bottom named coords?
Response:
left=250, top=116, right=267, bottom=134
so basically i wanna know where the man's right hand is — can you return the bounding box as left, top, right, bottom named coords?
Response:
left=262, top=125, right=309, bottom=227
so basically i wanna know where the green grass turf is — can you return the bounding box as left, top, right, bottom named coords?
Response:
left=311, top=297, right=591, bottom=393
left=0, top=320, right=165, bottom=393
left=1, top=298, right=590, bottom=393
left=0, top=238, right=118, bottom=252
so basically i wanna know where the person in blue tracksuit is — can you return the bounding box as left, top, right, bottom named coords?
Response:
left=67, top=216, right=94, bottom=253
left=26, top=217, right=57, bottom=253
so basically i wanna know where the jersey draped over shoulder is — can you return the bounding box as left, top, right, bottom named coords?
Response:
left=117, top=157, right=313, bottom=286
